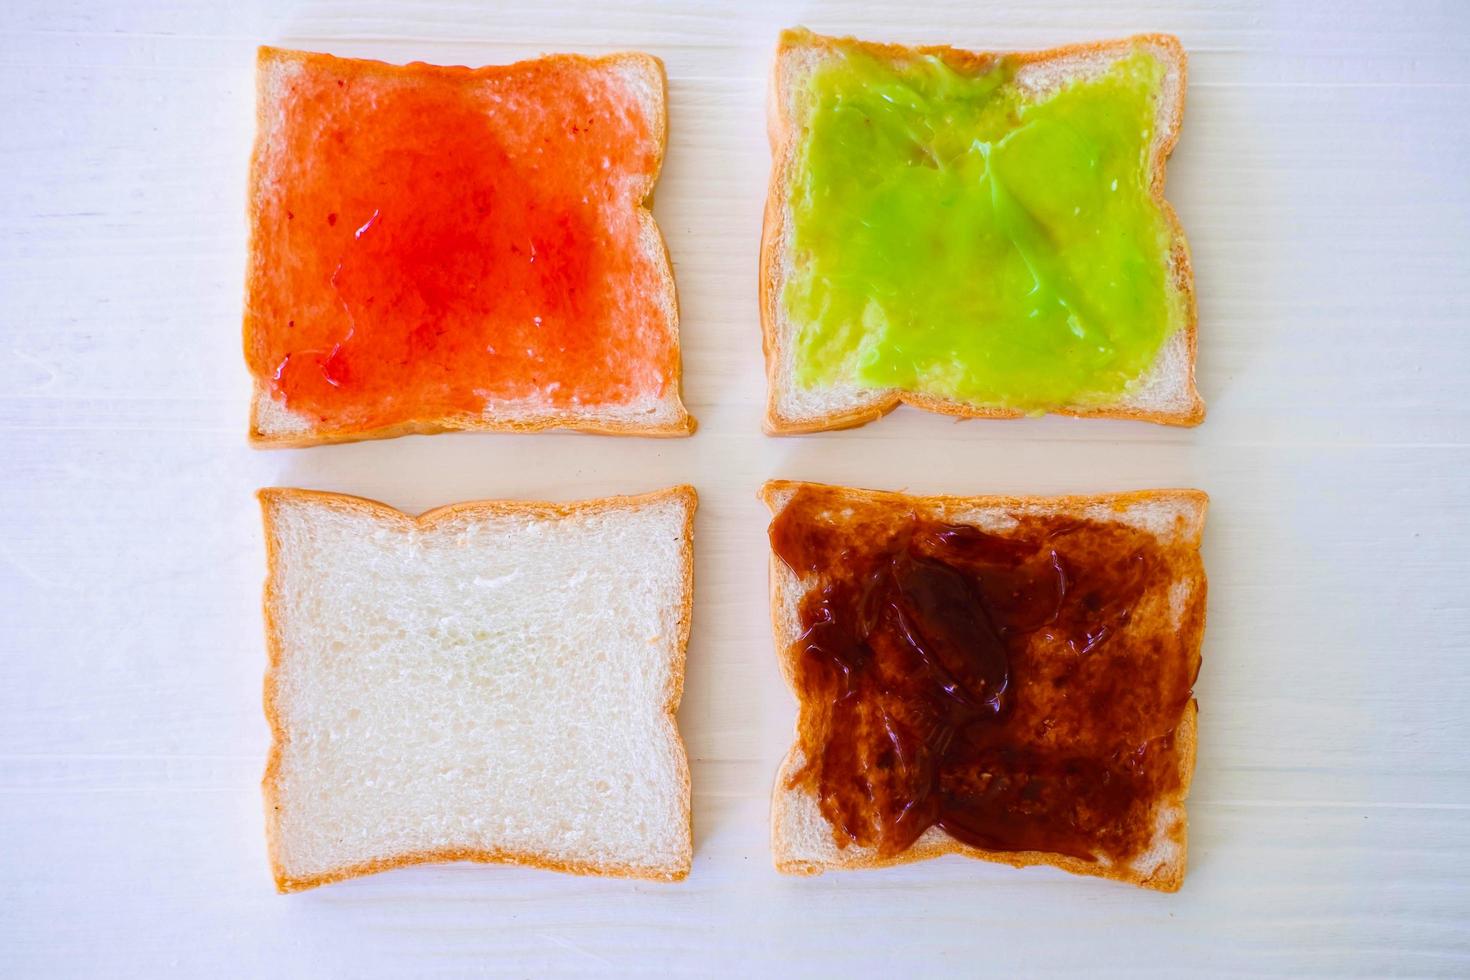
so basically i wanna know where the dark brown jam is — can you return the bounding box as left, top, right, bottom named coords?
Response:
left=770, top=486, right=1204, bottom=864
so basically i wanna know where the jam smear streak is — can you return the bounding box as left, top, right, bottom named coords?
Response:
left=770, top=486, right=1202, bottom=864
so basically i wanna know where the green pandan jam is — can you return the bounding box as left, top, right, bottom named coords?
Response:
left=784, top=40, right=1180, bottom=411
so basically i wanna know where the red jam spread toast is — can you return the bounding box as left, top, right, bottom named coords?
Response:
left=244, top=47, right=690, bottom=445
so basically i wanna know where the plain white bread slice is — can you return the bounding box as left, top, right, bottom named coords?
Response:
left=760, top=30, right=1202, bottom=432
left=259, top=485, right=695, bottom=890
left=761, top=480, right=1207, bottom=891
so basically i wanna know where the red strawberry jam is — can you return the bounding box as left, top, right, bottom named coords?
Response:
left=244, top=49, right=676, bottom=433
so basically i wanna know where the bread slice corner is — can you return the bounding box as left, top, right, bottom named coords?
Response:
left=759, top=480, right=1206, bottom=891
left=759, top=31, right=1202, bottom=434
left=259, top=485, right=696, bottom=890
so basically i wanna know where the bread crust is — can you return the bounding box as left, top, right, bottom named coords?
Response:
left=758, top=480, right=1207, bottom=891
left=257, top=485, right=697, bottom=891
left=245, top=47, right=694, bottom=448
left=759, top=31, right=1202, bottom=434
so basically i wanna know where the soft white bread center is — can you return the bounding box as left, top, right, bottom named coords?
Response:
left=267, top=495, right=689, bottom=879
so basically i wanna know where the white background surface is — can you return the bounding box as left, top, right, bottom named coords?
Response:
left=2, top=0, right=1468, bottom=975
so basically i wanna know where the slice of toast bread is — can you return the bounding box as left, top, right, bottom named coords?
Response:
left=760, top=480, right=1207, bottom=890
left=258, top=486, right=695, bottom=890
left=760, top=30, right=1201, bottom=433
left=246, top=48, right=692, bottom=446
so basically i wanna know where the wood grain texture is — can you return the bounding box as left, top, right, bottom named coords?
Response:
left=1, top=0, right=1468, bottom=975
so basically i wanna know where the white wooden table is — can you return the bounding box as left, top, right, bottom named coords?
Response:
left=3, top=1, right=1468, bottom=975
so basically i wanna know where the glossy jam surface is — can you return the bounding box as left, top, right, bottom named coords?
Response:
left=770, top=486, right=1201, bottom=862
left=245, top=51, right=674, bottom=430
left=784, top=34, right=1178, bottom=411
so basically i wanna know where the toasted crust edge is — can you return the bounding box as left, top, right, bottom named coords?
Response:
left=257, top=484, right=698, bottom=891
left=759, top=30, right=1202, bottom=434
left=758, top=479, right=1207, bottom=891
left=245, top=47, right=694, bottom=448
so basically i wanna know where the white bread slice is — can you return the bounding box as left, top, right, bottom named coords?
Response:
left=245, top=48, right=692, bottom=446
left=258, top=485, right=695, bottom=890
left=761, top=480, right=1207, bottom=891
left=760, top=30, right=1202, bottom=433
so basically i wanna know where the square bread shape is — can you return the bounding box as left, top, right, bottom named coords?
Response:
left=245, top=47, right=691, bottom=446
left=760, top=30, right=1201, bottom=432
left=258, top=486, right=695, bottom=890
left=762, top=480, right=1206, bottom=890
